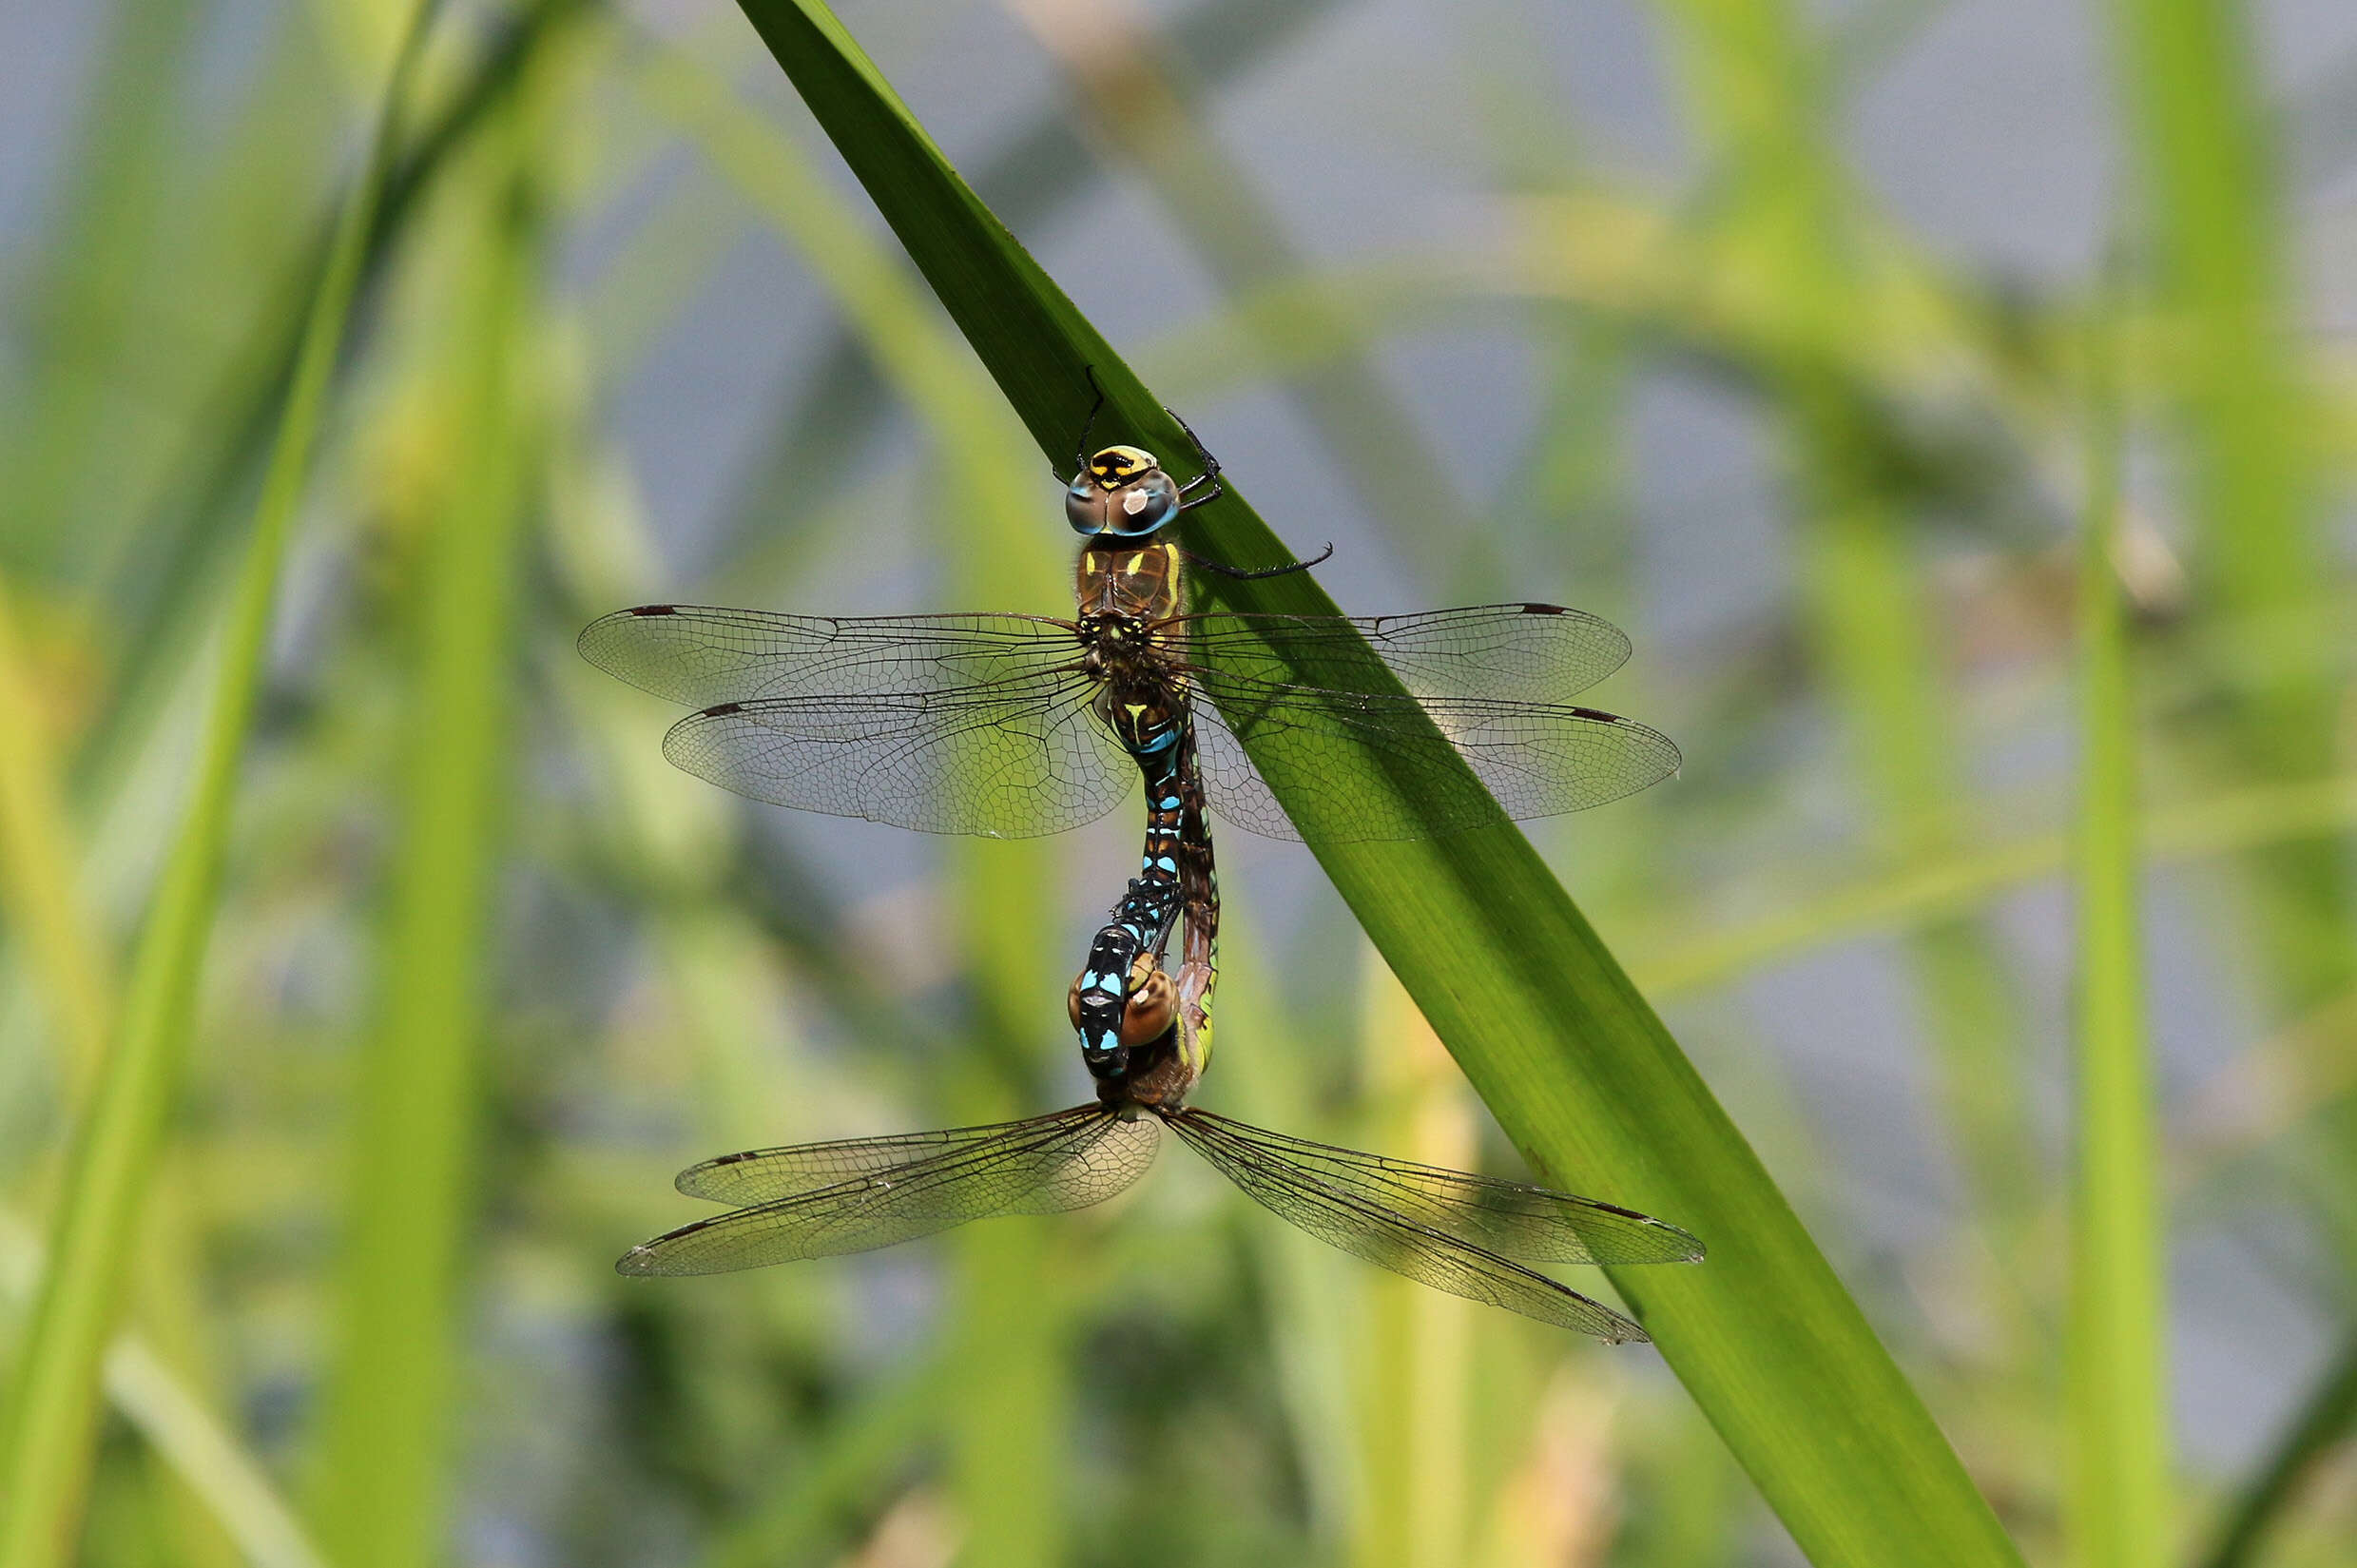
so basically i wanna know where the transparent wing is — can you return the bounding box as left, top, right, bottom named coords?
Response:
left=677, top=1113, right=1122, bottom=1206
left=1177, top=603, right=1633, bottom=703
left=1189, top=681, right=1681, bottom=842
left=580, top=606, right=1087, bottom=707
left=659, top=683, right=1130, bottom=838
left=1167, top=1110, right=1651, bottom=1342
left=581, top=606, right=1135, bottom=837
left=1174, top=1111, right=1701, bottom=1264
left=619, top=1106, right=1160, bottom=1277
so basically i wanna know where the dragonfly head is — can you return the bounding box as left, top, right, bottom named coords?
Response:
left=1067, top=445, right=1181, bottom=539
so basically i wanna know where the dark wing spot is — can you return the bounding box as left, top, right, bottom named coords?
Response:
left=1566, top=706, right=1620, bottom=722
left=705, top=702, right=744, bottom=717
left=629, top=604, right=679, bottom=616
left=1518, top=603, right=1569, bottom=615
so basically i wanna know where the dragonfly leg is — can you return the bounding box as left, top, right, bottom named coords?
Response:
left=1168, top=404, right=1226, bottom=509
left=1069, top=364, right=1107, bottom=480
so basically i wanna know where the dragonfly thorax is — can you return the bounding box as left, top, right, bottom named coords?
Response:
left=1074, top=538, right=1182, bottom=620
left=1077, top=616, right=1184, bottom=750
left=1067, top=444, right=1181, bottom=538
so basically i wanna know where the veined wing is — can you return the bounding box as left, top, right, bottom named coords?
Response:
left=660, top=680, right=1130, bottom=837
left=582, top=606, right=1133, bottom=836
left=678, top=1110, right=1143, bottom=1206
left=1175, top=1111, right=1701, bottom=1265
left=1189, top=678, right=1680, bottom=842
left=618, top=1106, right=1159, bottom=1277
left=580, top=607, right=1087, bottom=707
left=1177, top=604, right=1633, bottom=704
left=1166, top=1111, right=1650, bottom=1342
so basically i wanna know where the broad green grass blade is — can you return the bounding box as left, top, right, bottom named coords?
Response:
left=312, top=75, right=542, bottom=1568
left=2066, top=283, right=2167, bottom=1568
left=0, top=8, right=439, bottom=1564
left=720, top=3, right=2024, bottom=1562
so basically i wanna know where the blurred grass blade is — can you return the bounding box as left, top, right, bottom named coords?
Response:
left=2065, top=279, right=2167, bottom=1568
left=1003, top=0, right=1485, bottom=590
left=0, top=0, right=200, bottom=577
left=0, top=7, right=440, bottom=1564
left=1354, top=968, right=1476, bottom=1568
left=312, top=73, right=543, bottom=1568
left=0, top=580, right=114, bottom=1090
left=631, top=47, right=1077, bottom=1558
left=2107, top=0, right=2350, bottom=1027
left=1648, top=0, right=2038, bottom=1255
left=73, top=0, right=592, bottom=816
left=1625, top=772, right=2357, bottom=999
left=0, top=1210, right=328, bottom=1568
left=2195, top=1328, right=2357, bottom=1568
left=704, top=0, right=1344, bottom=573
left=721, top=2, right=2023, bottom=1561
left=703, top=1353, right=949, bottom=1568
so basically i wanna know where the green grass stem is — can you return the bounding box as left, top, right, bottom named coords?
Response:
left=0, top=10, right=438, bottom=1563
left=2065, top=282, right=2168, bottom=1568
left=312, top=74, right=542, bottom=1568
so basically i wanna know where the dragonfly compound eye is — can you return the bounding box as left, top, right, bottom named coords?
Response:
left=1118, top=961, right=1177, bottom=1048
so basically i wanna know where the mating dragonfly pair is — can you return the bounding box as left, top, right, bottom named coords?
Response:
left=581, top=401, right=1701, bottom=1343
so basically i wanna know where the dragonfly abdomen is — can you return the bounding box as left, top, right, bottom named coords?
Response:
left=1072, top=726, right=1190, bottom=1078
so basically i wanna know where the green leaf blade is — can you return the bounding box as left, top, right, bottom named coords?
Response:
left=720, top=3, right=2027, bottom=1562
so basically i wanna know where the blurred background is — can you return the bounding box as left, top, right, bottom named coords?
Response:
left=3, top=0, right=2355, bottom=1563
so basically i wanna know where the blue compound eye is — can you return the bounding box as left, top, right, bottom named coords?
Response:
left=1096, top=474, right=1179, bottom=537
left=1065, top=478, right=1101, bottom=535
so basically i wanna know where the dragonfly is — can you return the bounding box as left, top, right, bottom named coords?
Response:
left=600, top=410, right=1699, bottom=1333
left=580, top=407, right=1680, bottom=1076
left=617, top=710, right=1702, bottom=1341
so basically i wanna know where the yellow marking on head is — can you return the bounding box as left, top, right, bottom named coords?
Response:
left=1088, top=445, right=1157, bottom=490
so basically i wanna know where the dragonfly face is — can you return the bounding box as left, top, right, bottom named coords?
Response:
left=1066, top=444, right=1182, bottom=538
